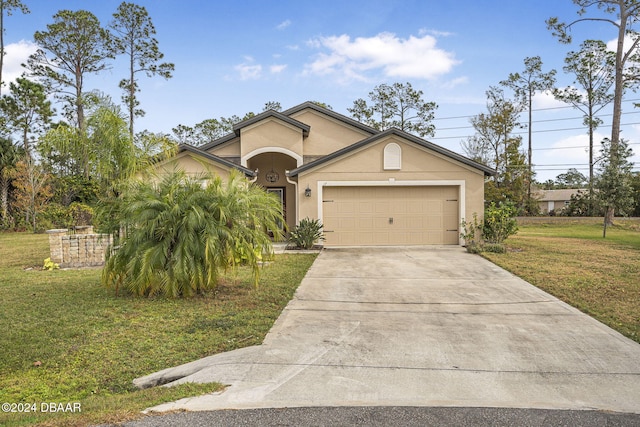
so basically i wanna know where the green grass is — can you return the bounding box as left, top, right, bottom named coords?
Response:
left=0, top=232, right=317, bottom=427
left=516, top=218, right=640, bottom=248
left=483, top=219, right=640, bottom=343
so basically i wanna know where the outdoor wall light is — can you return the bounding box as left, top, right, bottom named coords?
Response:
left=305, top=185, right=312, bottom=197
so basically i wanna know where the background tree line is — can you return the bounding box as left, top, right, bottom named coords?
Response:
left=0, top=1, right=174, bottom=231
left=459, top=0, right=640, bottom=224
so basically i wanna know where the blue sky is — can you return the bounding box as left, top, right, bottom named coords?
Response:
left=4, top=0, right=640, bottom=181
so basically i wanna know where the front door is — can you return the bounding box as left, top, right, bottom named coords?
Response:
left=267, top=187, right=286, bottom=231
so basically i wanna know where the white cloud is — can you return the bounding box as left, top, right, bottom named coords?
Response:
left=234, top=61, right=262, bottom=80
left=270, top=64, right=287, bottom=74
left=2, top=40, right=38, bottom=84
left=532, top=90, right=565, bottom=110
left=605, top=35, right=636, bottom=53
left=442, top=76, right=468, bottom=89
left=305, top=32, right=459, bottom=82
left=276, top=19, right=291, bottom=30
left=419, top=28, right=454, bottom=37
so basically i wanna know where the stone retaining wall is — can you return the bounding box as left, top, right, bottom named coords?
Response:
left=46, top=226, right=112, bottom=268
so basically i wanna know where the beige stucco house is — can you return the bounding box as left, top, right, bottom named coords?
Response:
left=535, top=188, right=584, bottom=214
left=155, top=102, right=495, bottom=246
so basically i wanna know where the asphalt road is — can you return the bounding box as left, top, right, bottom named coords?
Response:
left=104, top=406, right=640, bottom=427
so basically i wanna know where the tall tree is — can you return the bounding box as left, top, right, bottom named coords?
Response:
left=38, top=122, right=83, bottom=178
left=10, top=156, right=52, bottom=232
left=110, top=2, right=174, bottom=138
left=171, top=123, right=195, bottom=145
left=554, top=168, right=588, bottom=189
left=0, top=136, right=20, bottom=227
left=86, top=101, right=138, bottom=187
left=500, top=56, right=556, bottom=202
left=193, top=118, right=227, bottom=146
left=547, top=1, right=640, bottom=224
left=39, top=97, right=137, bottom=190
left=348, top=82, right=438, bottom=137
left=462, top=86, right=530, bottom=211
left=172, top=111, right=258, bottom=146
left=0, top=77, right=53, bottom=157
left=25, top=9, right=112, bottom=131
left=553, top=40, right=615, bottom=213
left=462, top=87, right=523, bottom=174
left=262, top=101, right=282, bottom=111
left=0, top=0, right=29, bottom=96
left=595, top=138, right=635, bottom=237
left=134, top=130, right=175, bottom=161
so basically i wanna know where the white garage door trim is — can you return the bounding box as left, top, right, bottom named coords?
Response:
left=317, top=180, right=466, bottom=245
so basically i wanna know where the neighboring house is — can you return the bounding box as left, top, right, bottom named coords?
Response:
left=535, top=189, right=585, bottom=214
left=154, top=102, right=495, bottom=246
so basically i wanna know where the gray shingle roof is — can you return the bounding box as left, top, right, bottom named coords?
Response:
left=175, top=144, right=255, bottom=177
left=233, top=110, right=310, bottom=136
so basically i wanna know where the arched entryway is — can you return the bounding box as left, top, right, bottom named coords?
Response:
left=246, top=152, right=298, bottom=232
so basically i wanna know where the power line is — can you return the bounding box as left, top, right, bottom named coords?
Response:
left=432, top=121, right=640, bottom=140
left=517, top=122, right=640, bottom=134
left=532, top=142, right=640, bottom=151
left=432, top=98, right=640, bottom=122
left=437, top=110, right=640, bottom=131
left=534, top=167, right=640, bottom=172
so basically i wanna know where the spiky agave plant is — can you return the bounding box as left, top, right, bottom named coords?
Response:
left=102, top=169, right=284, bottom=297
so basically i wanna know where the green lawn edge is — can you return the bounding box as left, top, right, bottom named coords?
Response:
left=482, top=220, right=640, bottom=343
left=0, top=232, right=317, bottom=427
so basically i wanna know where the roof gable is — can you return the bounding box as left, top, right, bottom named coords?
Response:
left=287, top=128, right=496, bottom=177
left=169, top=144, right=255, bottom=176
left=284, top=101, right=378, bottom=135
left=233, top=110, right=310, bottom=136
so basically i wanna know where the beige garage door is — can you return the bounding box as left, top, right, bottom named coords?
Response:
left=322, top=186, right=459, bottom=246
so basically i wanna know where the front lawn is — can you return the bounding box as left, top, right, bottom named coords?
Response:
left=0, top=232, right=317, bottom=427
left=482, top=219, right=640, bottom=343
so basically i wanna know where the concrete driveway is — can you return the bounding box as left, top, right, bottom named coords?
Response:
left=137, top=247, right=640, bottom=414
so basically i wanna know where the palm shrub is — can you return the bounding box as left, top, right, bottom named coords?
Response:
left=102, top=169, right=284, bottom=297
left=288, top=217, right=324, bottom=249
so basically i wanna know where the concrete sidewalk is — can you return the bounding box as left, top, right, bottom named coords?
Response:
left=136, top=247, right=640, bottom=414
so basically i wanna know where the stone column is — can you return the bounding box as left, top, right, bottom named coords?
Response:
left=46, top=229, right=67, bottom=264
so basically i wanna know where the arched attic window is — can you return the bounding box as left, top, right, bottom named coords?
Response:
left=383, top=142, right=402, bottom=170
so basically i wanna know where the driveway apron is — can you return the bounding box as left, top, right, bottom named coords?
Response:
left=139, top=247, right=640, bottom=414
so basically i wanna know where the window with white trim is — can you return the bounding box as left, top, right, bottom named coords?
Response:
left=383, top=143, right=401, bottom=170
